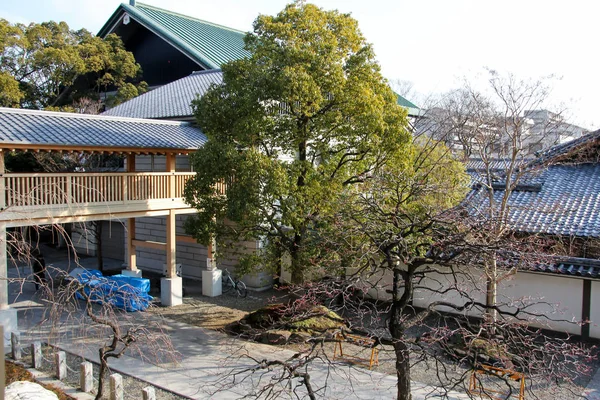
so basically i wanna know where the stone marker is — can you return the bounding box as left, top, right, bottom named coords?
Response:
left=80, top=361, right=93, bottom=393
left=31, top=342, right=42, bottom=369
left=55, top=351, right=66, bottom=380
left=142, top=386, right=156, bottom=400
left=110, top=373, right=124, bottom=400
left=11, top=332, right=20, bottom=360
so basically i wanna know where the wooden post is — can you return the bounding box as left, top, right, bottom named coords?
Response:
left=0, top=150, right=5, bottom=211
left=125, top=154, right=137, bottom=272
left=1, top=325, right=4, bottom=400
left=166, top=151, right=177, bottom=277
left=110, top=373, right=124, bottom=400
left=166, top=152, right=176, bottom=199
left=207, top=235, right=217, bottom=270
left=166, top=210, right=176, bottom=278
left=32, top=342, right=42, bottom=368
left=582, top=279, right=592, bottom=339
left=127, top=218, right=137, bottom=271
left=80, top=361, right=93, bottom=392
left=0, top=223, right=7, bottom=311
left=10, top=332, right=20, bottom=360
left=55, top=351, right=66, bottom=380
left=126, top=154, right=136, bottom=172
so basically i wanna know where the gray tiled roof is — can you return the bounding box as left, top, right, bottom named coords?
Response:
left=467, top=163, right=600, bottom=238
left=528, top=129, right=600, bottom=167
left=531, top=256, right=600, bottom=278
left=103, top=70, right=222, bottom=120
left=0, top=108, right=207, bottom=151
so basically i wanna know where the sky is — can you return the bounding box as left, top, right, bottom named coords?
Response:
left=1, top=0, right=599, bottom=128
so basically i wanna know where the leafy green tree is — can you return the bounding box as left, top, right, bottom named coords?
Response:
left=184, top=2, right=410, bottom=283
left=0, top=19, right=145, bottom=109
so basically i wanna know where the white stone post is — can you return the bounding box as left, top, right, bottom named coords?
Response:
left=32, top=342, right=42, bottom=369
left=142, top=386, right=156, bottom=400
left=80, top=361, right=93, bottom=393
left=11, top=332, right=20, bottom=360
left=161, top=209, right=182, bottom=306
left=110, top=373, right=124, bottom=400
left=55, top=351, right=66, bottom=380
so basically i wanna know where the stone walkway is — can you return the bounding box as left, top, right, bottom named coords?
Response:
left=7, top=251, right=597, bottom=399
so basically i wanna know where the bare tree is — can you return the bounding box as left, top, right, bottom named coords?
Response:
left=223, top=79, right=596, bottom=399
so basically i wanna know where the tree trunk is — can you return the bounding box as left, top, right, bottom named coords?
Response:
left=389, top=266, right=413, bottom=400
left=95, top=350, right=107, bottom=400
left=485, top=255, right=498, bottom=331
left=290, top=238, right=304, bottom=284
left=394, top=340, right=412, bottom=400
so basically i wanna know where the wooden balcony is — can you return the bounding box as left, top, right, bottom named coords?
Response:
left=0, top=172, right=198, bottom=226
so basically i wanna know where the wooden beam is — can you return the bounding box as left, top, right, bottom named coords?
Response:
left=3, top=143, right=196, bottom=155
left=131, top=239, right=166, bottom=251
left=582, top=279, right=592, bottom=339
left=175, top=235, right=198, bottom=244
left=2, top=207, right=198, bottom=228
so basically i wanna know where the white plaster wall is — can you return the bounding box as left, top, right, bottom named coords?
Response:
left=499, top=272, right=582, bottom=335
left=366, top=266, right=585, bottom=336
left=412, top=266, right=486, bottom=318
left=588, top=281, right=600, bottom=339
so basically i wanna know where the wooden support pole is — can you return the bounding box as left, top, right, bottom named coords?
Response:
left=127, top=218, right=137, bottom=271
left=80, top=362, right=93, bottom=392
left=0, top=150, right=5, bottom=211
left=582, top=279, right=592, bottom=339
left=126, top=154, right=136, bottom=172
left=166, top=210, right=176, bottom=278
left=0, top=223, right=7, bottom=310
left=1, top=326, right=4, bottom=400
left=166, top=152, right=176, bottom=198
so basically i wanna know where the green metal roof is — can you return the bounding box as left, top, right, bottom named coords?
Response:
left=395, top=92, right=418, bottom=109
left=98, top=2, right=250, bottom=69
left=394, top=92, right=420, bottom=117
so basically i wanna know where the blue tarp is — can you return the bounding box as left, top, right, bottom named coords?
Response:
left=72, top=269, right=153, bottom=312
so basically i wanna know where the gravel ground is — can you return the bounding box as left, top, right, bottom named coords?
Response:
left=17, top=345, right=189, bottom=400
left=149, top=287, right=598, bottom=400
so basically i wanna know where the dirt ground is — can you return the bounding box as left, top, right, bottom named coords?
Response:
left=147, top=286, right=287, bottom=330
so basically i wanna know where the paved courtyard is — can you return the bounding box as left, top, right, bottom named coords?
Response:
left=6, top=249, right=598, bottom=399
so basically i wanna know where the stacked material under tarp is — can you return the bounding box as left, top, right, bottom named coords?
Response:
left=70, top=268, right=152, bottom=312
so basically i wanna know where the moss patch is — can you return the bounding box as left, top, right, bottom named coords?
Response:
left=234, top=303, right=346, bottom=336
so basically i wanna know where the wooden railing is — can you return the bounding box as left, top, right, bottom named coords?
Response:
left=3, top=172, right=196, bottom=208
